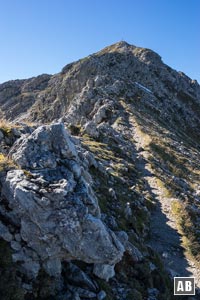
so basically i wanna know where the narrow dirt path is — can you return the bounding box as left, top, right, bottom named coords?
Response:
left=129, top=115, right=200, bottom=295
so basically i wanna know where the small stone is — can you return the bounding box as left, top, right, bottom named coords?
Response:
left=124, top=202, right=132, bottom=219
left=97, top=290, right=107, bottom=300
left=106, top=167, right=114, bottom=173
left=22, top=260, right=40, bottom=279
left=93, top=264, right=115, bottom=281
left=108, top=188, right=117, bottom=199
left=149, top=262, right=157, bottom=272
left=125, top=241, right=143, bottom=262
left=43, top=258, right=62, bottom=277
left=84, top=121, right=99, bottom=138
left=14, top=233, right=21, bottom=242
left=11, top=240, right=21, bottom=251
left=162, top=252, right=168, bottom=258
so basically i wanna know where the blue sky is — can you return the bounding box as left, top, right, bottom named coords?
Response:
left=0, top=0, right=199, bottom=83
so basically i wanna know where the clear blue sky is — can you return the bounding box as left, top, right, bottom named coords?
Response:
left=0, top=0, right=199, bottom=83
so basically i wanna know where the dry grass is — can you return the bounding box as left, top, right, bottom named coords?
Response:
left=19, top=119, right=38, bottom=127
left=171, top=200, right=200, bottom=262
left=0, top=153, right=15, bottom=171
left=155, top=178, right=172, bottom=198
left=0, top=118, right=20, bottom=135
left=0, top=119, right=12, bottom=135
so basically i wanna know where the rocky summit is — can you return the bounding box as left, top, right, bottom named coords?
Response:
left=0, top=41, right=200, bottom=300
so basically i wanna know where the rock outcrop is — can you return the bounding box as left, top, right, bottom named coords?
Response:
left=1, top=123, right=124, bottom=280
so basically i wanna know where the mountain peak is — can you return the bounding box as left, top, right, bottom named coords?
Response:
left=111, top=40, right=132, bottom=48
left=97, top=40, right=136, bottom=54
left=96, top=41, right=162, bottom=66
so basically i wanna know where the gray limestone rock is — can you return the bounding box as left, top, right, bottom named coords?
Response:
left=93, top=103, right=112, bottom=124
left=116, top=231, right=143, bottom=263
left=93, top=264, right=115, bottom=281
left=10, top=123, right=78, bottom=169
left=83, top=121, right=99, bottom=138
left=1, top=123, right=124, bottom=279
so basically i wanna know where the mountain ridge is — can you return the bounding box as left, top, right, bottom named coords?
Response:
left=0, top=42, right=200, bottom=300
left=0, top=41, right=199, bottom=123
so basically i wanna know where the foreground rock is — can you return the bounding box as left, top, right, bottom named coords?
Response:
left=0, top=123, right=124, bottom=279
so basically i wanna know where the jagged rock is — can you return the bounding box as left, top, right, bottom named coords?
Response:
left=83, top=121, right=99, bottom=138
left=93, top=103, right=112, bottom=124
left=65, top=263, right=97, bottom=292
left=83, top=151, right=98, bottom=168
left=116, top=231, right=143, bottom=263
left=1, top=123, right=124, bottom=279
left=93, top=264, right=115, bottom=281
left=10, top=123, right=78, bottom=169
left=125, top=242, right=144, bottom=263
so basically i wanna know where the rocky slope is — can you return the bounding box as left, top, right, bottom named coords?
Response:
left=0, top=41, right=200, bottom=300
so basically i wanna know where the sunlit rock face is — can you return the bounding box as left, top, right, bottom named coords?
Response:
left=1, top=123, right=124, bottom=278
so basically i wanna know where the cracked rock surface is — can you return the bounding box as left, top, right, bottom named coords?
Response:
left=1, top=123, right=124, bottom=279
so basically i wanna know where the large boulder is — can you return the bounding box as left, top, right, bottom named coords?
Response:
left=1, top=123, right=124, bottom=278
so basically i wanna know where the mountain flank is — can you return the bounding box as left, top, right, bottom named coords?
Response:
left=0, top=41, right=200, bottom=300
